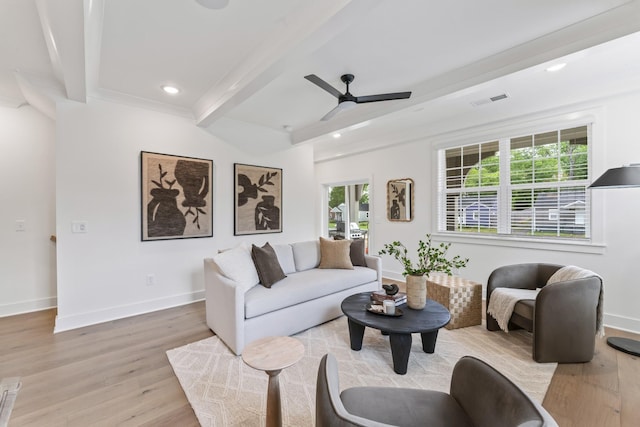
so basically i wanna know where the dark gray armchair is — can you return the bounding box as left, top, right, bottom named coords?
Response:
left=486, top=263, right=602, bottom=363
left=315, top=353, right=558, bottom=427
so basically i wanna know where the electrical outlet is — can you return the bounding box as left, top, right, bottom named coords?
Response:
left=15, top=220, right=26, bottom=232
left=146, top=274, right=156, bottom=286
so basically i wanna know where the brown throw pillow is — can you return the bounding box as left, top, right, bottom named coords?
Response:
left=318, top=237, right=354, bottom=270
left=350, top=238, right=367, bottom=267
left=251, top=242, right=287, bottom=288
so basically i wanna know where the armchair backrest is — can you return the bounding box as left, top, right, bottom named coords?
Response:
left=450, top=356, right=558, bottom=427
left=488, top=263, right=563, bottom=295
left=315, top=354, right=390, bottom=427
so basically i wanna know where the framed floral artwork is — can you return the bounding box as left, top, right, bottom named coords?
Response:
left=141, top=151, right=213, bottom=241
left=234, top=163, right=282, bottom=235
left=387, top=178, right=414, bottom=221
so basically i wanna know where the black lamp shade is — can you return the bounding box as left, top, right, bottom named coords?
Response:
left=589, top=165, right=640, bottom=189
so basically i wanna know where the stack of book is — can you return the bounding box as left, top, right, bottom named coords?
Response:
left=370, top=290, right=407, bottom=306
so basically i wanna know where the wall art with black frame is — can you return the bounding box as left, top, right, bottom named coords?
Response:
left=234, top=163, right=282, bottom=235
left=141, top=151, right=213, bottom=241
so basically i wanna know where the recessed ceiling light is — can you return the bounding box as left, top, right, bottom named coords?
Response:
left=161, top=85, right=180, bottom=95
left=332, top=133, right=341, bottom=139
left=546, top=63, right=566, bottom=72
left=196, top=0, right=229, bottom=9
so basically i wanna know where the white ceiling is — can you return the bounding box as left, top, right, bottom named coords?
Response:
left=2, top=0, right=640, bottom=160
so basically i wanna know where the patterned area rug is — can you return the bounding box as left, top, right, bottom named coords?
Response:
left=167, top=318, right=556, bottom=426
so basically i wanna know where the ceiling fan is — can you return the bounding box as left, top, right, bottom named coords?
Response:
left=304, top=74, right=412, bottom=121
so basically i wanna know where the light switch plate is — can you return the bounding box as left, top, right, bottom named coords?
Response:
left=72, top=221, right=88, bottom=233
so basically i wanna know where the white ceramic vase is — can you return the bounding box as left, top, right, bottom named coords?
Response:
left=405, top=274, right=427, bottom=309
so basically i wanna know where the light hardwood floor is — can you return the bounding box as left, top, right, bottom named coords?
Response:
left=1, top=301, right=638, bottom=426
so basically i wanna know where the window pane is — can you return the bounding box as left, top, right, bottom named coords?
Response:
left=510, top=135, right=533, bottom=185
left=439, top=123, right=590, bottom=241
left=446, top=142, right=499, bottom=189
left=510, top=186, right=587, bottom=238
left=559, top=126, right=588, bottom=181
left=447, top=191, right=498, bottom=233
left=445, top=147, right=463, bottom=189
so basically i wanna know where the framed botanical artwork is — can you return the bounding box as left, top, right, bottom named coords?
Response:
left=234, top=163, right=282, bottom=235
left=141, top=151, right=213, bottom=241
left=387, top=178, right=414, bottom=221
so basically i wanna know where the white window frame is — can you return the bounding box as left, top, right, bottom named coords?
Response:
left=432, top=108, right=606, bottom=254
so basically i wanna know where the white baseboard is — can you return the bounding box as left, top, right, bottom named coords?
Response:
left=381, top=270, right=405, bottom=282
left=604, top=313, right=640, bottom=335
left=0, top=296, right=57, bottom=318
left=53, top=290, right=205, bottom=333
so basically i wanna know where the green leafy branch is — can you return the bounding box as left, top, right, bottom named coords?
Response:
left=378, top=234, right=468, bottom=276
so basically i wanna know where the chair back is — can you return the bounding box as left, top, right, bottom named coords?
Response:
left=315, top=354, right=389, bottom=427
left=450, top=356, right=558, bottom=427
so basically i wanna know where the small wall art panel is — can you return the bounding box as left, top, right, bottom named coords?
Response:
left=141, top=151, right=213, bottom=241
left=234, top=163, right=283, bottom=235
left=387, top=178, right=414, bottom=221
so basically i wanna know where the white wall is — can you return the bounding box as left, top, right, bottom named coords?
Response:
left=53, top=99, right=315, bottom=331
left=0, top=105, right=56, bottom=316
left=315, top=92, right=640, bottom=334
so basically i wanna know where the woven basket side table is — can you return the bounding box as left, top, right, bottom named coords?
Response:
left=427, top=273, right=482, bottom=330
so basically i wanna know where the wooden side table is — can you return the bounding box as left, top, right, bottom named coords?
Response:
left=242, top=336, right=305, bottom=427
left=427, top=273, right=482, bottom=329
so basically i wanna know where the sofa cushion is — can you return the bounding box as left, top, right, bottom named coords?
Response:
left=213, top=243, right=259, bottom=292
left=319, top=237, right=354, bottom=270
left=349, top=238, right=367, bottom=267
left=272, top=243, right=296, bottom=274
left=291, top=240, right=321, bottom=272
left=251, top=243, right=287, bottom=288
left=244, top=267, right=377, bottom=319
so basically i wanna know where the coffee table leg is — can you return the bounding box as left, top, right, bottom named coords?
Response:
left=265, top=369, right=282, bottom=427
left=420, top=330, right=439, bottom=353
left=347, top=319, right=365, bottom=351
left=389, top=333, right=412, bottom=375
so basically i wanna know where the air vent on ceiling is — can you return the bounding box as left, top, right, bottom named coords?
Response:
left=470, top=93, right=509, bottom=107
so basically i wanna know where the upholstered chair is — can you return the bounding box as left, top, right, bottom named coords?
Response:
left=486, top=263, right=602, bottom=363
left=315, top=353, right=558, bottom=427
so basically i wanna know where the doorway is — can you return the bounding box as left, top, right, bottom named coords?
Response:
left=326, top=182, right=370, bottom=253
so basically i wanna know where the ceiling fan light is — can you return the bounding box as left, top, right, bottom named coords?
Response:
left=340, top=100, right=357, bottom=110
left=195, top=0, right=229, bottom=10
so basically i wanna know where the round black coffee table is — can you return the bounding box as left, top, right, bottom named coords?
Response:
left=341, top=292, right=450, bottom=374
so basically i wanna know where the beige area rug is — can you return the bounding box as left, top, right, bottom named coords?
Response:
left=167, top=318, right=556, bottom=426
left=0, top=377, right=21, bottom=427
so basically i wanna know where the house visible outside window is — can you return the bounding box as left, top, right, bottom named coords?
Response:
left=438, top=125, right=590, bottom=240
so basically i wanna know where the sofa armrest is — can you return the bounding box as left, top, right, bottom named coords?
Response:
left=364, top=255, right=382, bottom=288
left=204, top=258, right=246, bottom=355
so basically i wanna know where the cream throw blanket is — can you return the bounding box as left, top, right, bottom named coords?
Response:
left=487, top=265, right=604, bottom=336
left=487, top=288, right=539, bottom=332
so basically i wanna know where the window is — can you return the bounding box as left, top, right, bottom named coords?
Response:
left=438, top=125, right=590, bottom=240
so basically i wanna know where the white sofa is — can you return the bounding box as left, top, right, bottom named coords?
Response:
left=204, top=240, right=382, bottom=355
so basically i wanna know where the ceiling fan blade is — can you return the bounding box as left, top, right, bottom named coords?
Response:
left=355, top=91, right=412, bottom=104
left=320, top=100, right=357, bottom=121
left=305, top=74, right=343, bottom=99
